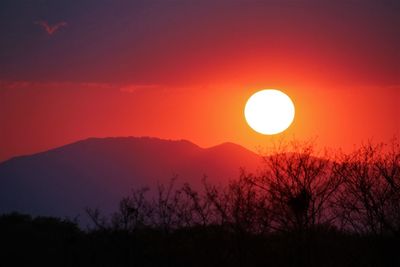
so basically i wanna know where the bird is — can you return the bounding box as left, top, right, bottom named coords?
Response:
left=35, top=20, right=67, bottom=35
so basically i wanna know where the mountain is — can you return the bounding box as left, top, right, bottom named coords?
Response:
left=0, top=137, right=261, bottom=222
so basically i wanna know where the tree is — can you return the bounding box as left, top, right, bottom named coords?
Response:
left=110, top=187, right=152, bottom=232
left=334, top=139, right=400, bottom=235
left=250, top=140, right=342, bottom=232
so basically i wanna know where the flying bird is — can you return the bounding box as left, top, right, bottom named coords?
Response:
left=35, top=20, right=67, bottom=35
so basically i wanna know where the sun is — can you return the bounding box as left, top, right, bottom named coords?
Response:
left=244, top=89, right=295, bottom=135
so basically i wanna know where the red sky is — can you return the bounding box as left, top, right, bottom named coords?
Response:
left=0, top=0, right=399, bottom=161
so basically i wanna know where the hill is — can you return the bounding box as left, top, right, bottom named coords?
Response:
left=0, top=137, right=261, bottom=221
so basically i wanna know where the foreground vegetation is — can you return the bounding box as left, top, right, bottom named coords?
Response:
left=1, top=140, right=399, bottom=266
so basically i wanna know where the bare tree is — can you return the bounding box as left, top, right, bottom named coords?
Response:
left=250, top=140, right=342, bottom=232
left=335, top=139, right=400, bottom=235
left=85, top=207, right=108, bottom=231
left=151, top=176, right=187, bottom=232
left=86, top=138, right=399, bottom=240
left=178, top=180, right=214, bottom=227
left=110, top=187, right=152, bottom=232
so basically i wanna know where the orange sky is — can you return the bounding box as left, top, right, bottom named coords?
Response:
left=0, top=0, right=399, bottom=161
left=1, top=80, right=398, bottom=162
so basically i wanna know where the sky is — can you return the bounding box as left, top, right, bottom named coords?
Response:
left=0, top=0, right=399, bottom=162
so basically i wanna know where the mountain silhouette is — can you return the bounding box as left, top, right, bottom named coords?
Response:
left=0, top=137, right=261, bottom=222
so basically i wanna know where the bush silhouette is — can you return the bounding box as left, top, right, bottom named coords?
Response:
left=1, top=139, right=399, bottom=266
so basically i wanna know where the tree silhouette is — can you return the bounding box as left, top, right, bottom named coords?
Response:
left=335, top=139, right=400, bottom=235
left=4, top=139, right=399, bottom=266
left=247, top=140, right=342, bottom=233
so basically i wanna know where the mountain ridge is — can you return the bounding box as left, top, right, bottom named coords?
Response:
left=1, top=137, right=257, bottom=164
left=0, top=136, right=262, bottom=222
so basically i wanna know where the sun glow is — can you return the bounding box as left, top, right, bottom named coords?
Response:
left=244, top=89, right=295, bottom=135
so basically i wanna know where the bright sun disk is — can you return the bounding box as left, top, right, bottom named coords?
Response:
left=244, top=89, right=295, bottom=135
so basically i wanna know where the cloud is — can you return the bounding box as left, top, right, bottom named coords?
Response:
left=0, top=80, right=113, bottom=91
left=0, top=80, right=162, bottom=93
left=119, top=84, right=160, bottom=93
left=387, top=84, right=400, bottom=90
left=34, top=20, right=67, bottom=35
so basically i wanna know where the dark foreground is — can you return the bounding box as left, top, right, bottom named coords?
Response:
left=3, top=141, right=399, bottom=266
left=1, top=213, right=399, bottom=267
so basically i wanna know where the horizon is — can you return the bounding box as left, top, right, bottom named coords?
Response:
left=0, top=135, right=258, bottom=163
left=0, top=1, right=399, bottom=265
left=3, top=134, right=399, bottom=163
